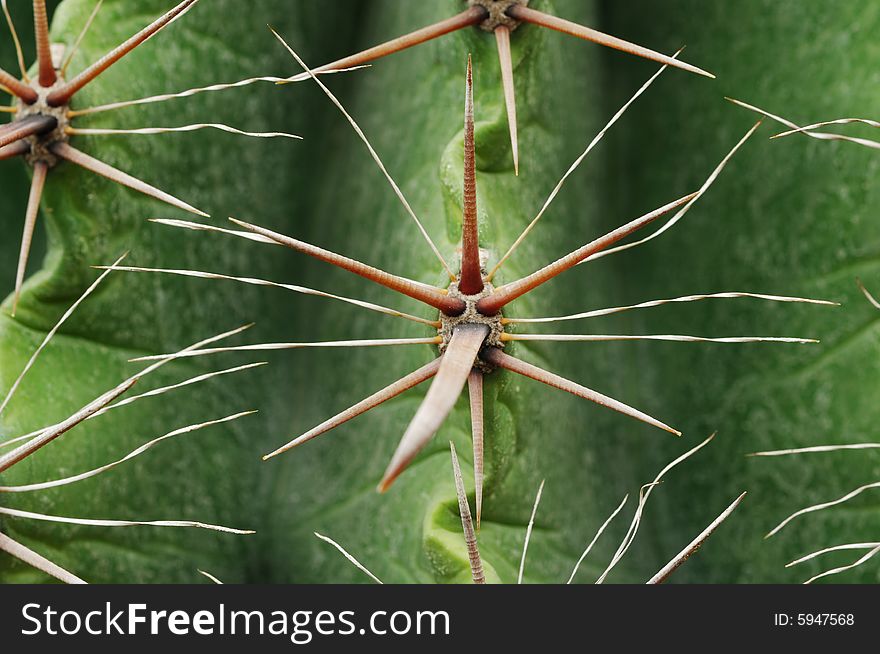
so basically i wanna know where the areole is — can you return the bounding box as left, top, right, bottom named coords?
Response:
left=15, top=48, right=70, bottom=168
left=467, top=0, right=529, bottom=32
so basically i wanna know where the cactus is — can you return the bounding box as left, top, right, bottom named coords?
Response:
left=1, top=0, right=878, bottom=585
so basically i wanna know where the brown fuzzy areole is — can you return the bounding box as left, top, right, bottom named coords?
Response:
left=439, top=281, right=505, bottom=373
left=468, top=0, right=529, bottom=32
left=17, top=80, right=70, bottom=168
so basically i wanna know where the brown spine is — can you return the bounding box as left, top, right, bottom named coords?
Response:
left=458, top=56, right=483, bottom=295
